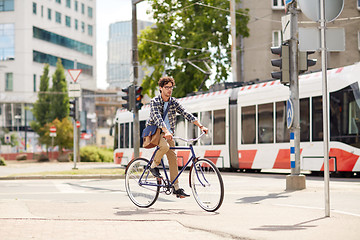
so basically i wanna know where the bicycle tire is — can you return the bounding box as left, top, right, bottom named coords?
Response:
left=125, top=158, right=160, bottom=208
left=190, top=158, right=224, bottom=212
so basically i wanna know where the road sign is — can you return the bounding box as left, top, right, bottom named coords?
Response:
left=76, top=121, right=80, bottom=128
left=286, top=99, right=294, bottom=129
left=68, top=69, right=82, bottom=82
left=4, top=134, right=11, bottom=144
left=298, top=0, right=344, bottom=22
left=50, top=126, right=56, bottom=133
left=68, top=83, right=81, bottom=97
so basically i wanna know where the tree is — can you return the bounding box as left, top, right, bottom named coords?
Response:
left=49, top=58, right=69, bottom=121
left=30, top=64, right=51, bottom=147
left=138, top=0, right=250, bottom=98
left=47, top=118, right=73, bottom=153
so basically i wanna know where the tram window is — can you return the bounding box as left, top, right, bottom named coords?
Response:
left=140, top=120, right=146, bottom=147
left=214, top=109, right=226, bottom=145
left=125, top=122, right=130, bottom=148
left=300, top=98, right=310, bottom=141
left=276, top=101, right=290, bottom=142
left=175, top=115, right=186, bottom=146
left=312, top=96, right=323, bottom=141
left=200, top=111, right=212, bottom=145
left=188, top=113, right=198, bottom=145
left=242, top=106, right=256, bottom=144
left=330, top=84, right=360, bottom=147
left=114, top=123, right=119, bottom=150
left=258, top=103, right=274, bottom=143
left=120, top=123, right=124, bottom=148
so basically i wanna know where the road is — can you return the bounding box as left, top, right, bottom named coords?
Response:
left=0, top=172, right=360, bottom=240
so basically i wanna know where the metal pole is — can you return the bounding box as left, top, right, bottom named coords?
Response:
left=289, top=3, right=300, bottom=175
left=73, top=59, right=78, bottom=169
left=230, top=0, right=237, bottom=82
left=132, top=1, right=141, bottom=158
left=320, top=0, right=330, bottom=217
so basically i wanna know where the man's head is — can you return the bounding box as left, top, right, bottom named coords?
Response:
left=158, top=76, right=175, bottom=100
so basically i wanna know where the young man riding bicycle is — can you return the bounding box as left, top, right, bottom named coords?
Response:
left=146, top=76, right=208, bottom=198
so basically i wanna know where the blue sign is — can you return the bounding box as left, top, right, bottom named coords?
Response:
left=286, top=99, right=294, bottom=129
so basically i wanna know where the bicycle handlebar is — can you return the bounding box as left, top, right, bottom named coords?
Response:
left=173, top=132, right=206, bottom=143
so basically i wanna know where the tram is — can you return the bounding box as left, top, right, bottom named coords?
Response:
left=112, top=62, right=360, bottom=174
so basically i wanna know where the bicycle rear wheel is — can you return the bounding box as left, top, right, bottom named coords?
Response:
left=125, top=158, right=160, bottom=208
left=190, top=158, right=224, bottom=212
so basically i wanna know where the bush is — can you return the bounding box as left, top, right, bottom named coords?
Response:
left=80, top=146, right=113, bottom=162
left=16, top=154, right=27, bottom=161
left=0, top=157, right=6, bottom=166
left=37, top=154, right=49, bottom=162
left=57, top=153, right=70, bottom=162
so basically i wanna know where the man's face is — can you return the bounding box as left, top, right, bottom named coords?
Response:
left=160, top=82, right=174, bottom=99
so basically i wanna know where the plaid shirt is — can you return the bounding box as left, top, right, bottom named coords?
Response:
left=146, top=95, right=197, bottom=134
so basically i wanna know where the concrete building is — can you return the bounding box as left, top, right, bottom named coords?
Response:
left=106, top=20, right=153, bottom=89
left=0, top=0, right=96, bottom=152
left=240, top=0, right=360, bottom=83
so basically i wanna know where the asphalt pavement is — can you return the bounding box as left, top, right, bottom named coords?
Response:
left=0, top=160, right=359, bottom=240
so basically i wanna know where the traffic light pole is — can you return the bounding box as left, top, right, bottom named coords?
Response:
left=132, top=0, right=142, bottom=158
left=286, top=2, right=306, bottom=190
left=73, top=97, right=78, bottom=170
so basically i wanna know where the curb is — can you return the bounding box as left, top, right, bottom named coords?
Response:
left=0, top=175, right=125, bottom=180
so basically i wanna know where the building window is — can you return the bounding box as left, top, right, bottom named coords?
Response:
left=33, top=2, right=37, bottom=14
left=66, top=16, right=71, bottom=27
left=88, top=25, right=93, bottom=36
left=0, top=23, right=15, bottom=61
left=5, top=72, right=13, bottom=91
left=66, top=0, right=70, bottom=8
left=0, top=0, right=14, bottom=12
left=272, top=30, right=282, bottom=47
left=33, top=26, right=93, bottom=55
left=33, top=50, right=93, bottom=76
left=358, top=31, right=360, bottom=50
left=75, top=19, right=78, bottom=30
left=48, top=8, right=51, bottom=20
left=81, top=3, right=84, bottom=14
left=55, top=11, right=61, bottom=23
left=81, top=21, right=85, bottom=33
left=74, top=0, right=78, bottom=11
left=56, top=0, right=61, bottom=4
left=272, top=0, right=284, bottom=9
left=33, top=74, right=36, bottom=92
left=358, top=0, right=360, bottom=10
left=41, top=5, right=43, bottom=17
left=88, top=6, right=93, bottom=18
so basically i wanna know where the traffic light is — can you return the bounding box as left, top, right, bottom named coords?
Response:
left=298, top=51, right=317, bottom=73
left=271, top=44, right=290, bottom=85
left=134, top=86, right=143, bottom=110
left=69, top=99, right=76, bottom=119
left=122, top=85, right=134, bottom=111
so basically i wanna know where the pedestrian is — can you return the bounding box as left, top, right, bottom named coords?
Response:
left=146, top=76, right=208, bottom=198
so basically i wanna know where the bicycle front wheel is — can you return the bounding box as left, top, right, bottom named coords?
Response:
left=125, top=158, right=160, bottom=208
left=190, top=158, right=224, bottom=212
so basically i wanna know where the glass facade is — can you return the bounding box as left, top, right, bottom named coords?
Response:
left=33, top=26, right=93, bottom=56
left=33, top=50, right=93, bottom=76
left=5, top=72, right=13, bottom=91
left=0, top=0, right=14, bottom=11
left=0, top=23, right=14, bottom=61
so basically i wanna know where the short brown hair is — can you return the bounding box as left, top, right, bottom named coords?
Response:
left=158, top=76, right=175, bottom=88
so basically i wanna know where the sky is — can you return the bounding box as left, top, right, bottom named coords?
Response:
left=96, top=0, right=153, bottom=89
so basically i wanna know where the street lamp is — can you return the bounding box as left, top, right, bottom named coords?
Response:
left=14, top=115, right=21, bottom=152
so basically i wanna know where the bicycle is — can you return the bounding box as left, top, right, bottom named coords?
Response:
left=125, top=132, right=224, bottom=212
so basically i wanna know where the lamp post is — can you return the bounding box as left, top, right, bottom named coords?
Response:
left=14, top=115, right=21, bottom=152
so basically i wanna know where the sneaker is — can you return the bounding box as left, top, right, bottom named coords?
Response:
left=149, top=167, right=162, bottom=178
left=173, top=188, right=190, bottom=198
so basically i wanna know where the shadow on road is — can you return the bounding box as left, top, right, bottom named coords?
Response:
left=236, top=192, right=289, bottom=204
left=250, top=217, right=326, bottom=231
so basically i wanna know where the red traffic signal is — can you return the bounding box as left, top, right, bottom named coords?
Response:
left=135, top=86, right=143, bottom=110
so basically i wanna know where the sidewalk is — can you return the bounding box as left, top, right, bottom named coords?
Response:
left=0, top=160, right=123, bottom=180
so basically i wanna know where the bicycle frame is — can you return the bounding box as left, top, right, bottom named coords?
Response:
left=138, top=144, right=198, bottom=189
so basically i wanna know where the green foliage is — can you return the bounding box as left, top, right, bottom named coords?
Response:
left=80, top=146, right=113, bottom=162
left=45, top=118, right=74, bottom=152
left=0, top=157, right=6, bottom=166
left=32, top=64, right=51, bottom=126
left=50, top=58, right=69, bottom=121
left=139, top=0, right=250, bottom=98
